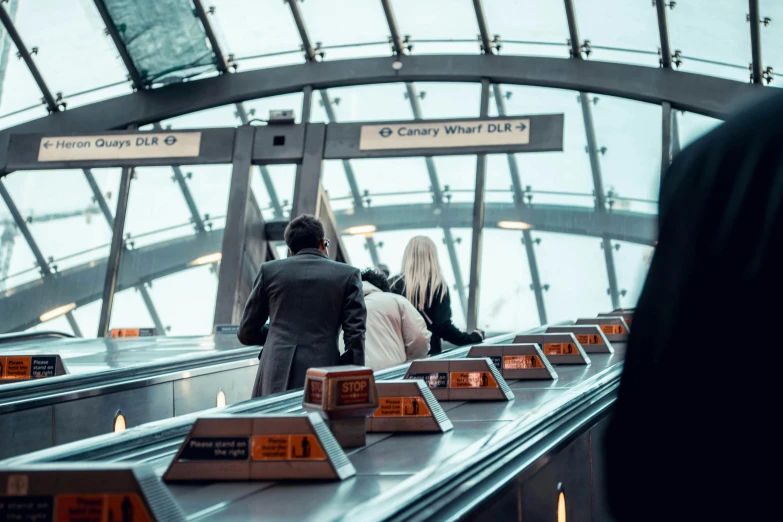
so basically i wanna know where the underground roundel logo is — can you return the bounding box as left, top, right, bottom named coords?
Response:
left=379, top=127, right=393, bottom=138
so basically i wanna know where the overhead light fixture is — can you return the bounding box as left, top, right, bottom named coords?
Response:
left=190, top=252, right=222, bottom=267
left=113, top=410, right=126, bottom=433
left=344, top=224, right=377, bottom=236
left=497, top=221, right=533, bottom=230
left=392, top=59, right=403, bottom=71
left=39, top=302, right=77, bottom=322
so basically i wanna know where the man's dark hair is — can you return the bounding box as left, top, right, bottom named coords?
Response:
left=284, top=214, right=325, bottom=254
left=361, top=268, right=391, bottom=292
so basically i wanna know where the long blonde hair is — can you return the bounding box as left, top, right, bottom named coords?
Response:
left=399, top=236, right=447, bottom=312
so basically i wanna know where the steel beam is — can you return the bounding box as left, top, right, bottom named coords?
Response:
left=92, top=0, right=144, bottom=90
left=579, top=92, right=620, bottom=308
left=291, top=123, right=326, bottom=219
left=1, top=55, right=758, bottom=143
left=151, top=123, right=206, bottom=234
left=319, top=89, right=382, bottom=267
left=0, top=2, right=58, bottom=111
left=405, top=82, right=469, bottom=316
left=661, top=101, right=672, bottom=181
left=749, top=0, right=763, bottom=84
left=492, top=84, right=547, bottom=325
left=655, top=0, right=673, bottom=68
left=96, top=166, right=133, bottom=337
left=564, top=0, right=582, bottom=59
left=466, top=79, right=490, bottom=331
left=381, top=0, right=404, bottom=55
left=214, top=126, right=255, bottom=326
left=287, top=0, right=316, bottom=61
left=65, top=313, right=83, bottom=337
left=193, top=0, right=229, bottom=73
left=235, top=103, right=284, bottom=218
left=472, top=0, right=493, bottom=54
left=138, top=283, right=165, bottom=334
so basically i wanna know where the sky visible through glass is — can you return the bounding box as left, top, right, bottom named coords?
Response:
left=0, top=0, right=744, bottom=337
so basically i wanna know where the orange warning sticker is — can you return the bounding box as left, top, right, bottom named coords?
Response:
left=252, top=435, right=289, bottom=460
left=250, top=435, right=326, bottom=461
left=110, top=328, right=156, bottom=338
left=503, top=355, right=542, bottom=369
left=599, top=324, right=625, bottom=335
left=449, top=372, right=498, bottom=388
left=543, top=343, right=576, bottom=355
left=373, top=397, right=431, bottom=417
left=2, top=356, right=31, bottom=380
left=575, top=334, right=603, bottom=345
left=55, top=493, right=151, bottom=522
left=0, top=357, right=4, bottom=378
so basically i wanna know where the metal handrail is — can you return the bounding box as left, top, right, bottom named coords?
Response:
left=0, top=330, right=75, bottom=345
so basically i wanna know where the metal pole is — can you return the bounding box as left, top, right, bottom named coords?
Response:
left=193, top=0, right=228, bottom=72
left=213, top=126, right=255, bottom=326
left=467, top=79, right=490, bottom=331
left=287, top=0, right=316, bottom=61
left=661, top=101, right=672, bottom=182
left=96, top=166, right=133, bottom=337
left=380, top=0, right=404, bottom=54
left=92, top=0, right=144, bottom=89
left=579, top=93, right=607, bottom=210
left=291, top=124, right=326, bottom=218
left=472, top=0, right=493, bottom=54
left=0, top=2, right=59, bottom=111
left=138, top=284, right=165, bottom=334
left=0, top=0, right=19, bottom=107
left=65, top=313, right=83, bottom=337
left=492, top=84, right=548, bottom=325
left=749, top=0, right=763, bottom=84
left=602, top=236, right=621, bottom=310
left=655, top=0, right=673, bottom=68
left=563, top=0, right=582, bottom=59
left=671, top=110, right=681, bottom=156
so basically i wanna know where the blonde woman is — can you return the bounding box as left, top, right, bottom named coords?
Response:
left=391, top=236, right=484, bottom=355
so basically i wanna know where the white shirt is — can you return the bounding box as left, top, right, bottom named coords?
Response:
left=340, top=282, right=431, bottom=371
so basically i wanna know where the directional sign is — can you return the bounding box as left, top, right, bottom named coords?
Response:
left=360, top=119, right=531, bottom=151
left=37, top=132, right=201, bottom=162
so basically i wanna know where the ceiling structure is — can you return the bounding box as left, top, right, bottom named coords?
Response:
left=0, top=0, right=774, bottom=336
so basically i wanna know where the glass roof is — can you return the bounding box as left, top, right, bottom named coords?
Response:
left=1, top=0, right=778, bottom=129
left=0, top=0, right=767, bottom=337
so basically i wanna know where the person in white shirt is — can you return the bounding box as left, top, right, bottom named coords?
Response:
left=341, top=268, right=431, bottom=371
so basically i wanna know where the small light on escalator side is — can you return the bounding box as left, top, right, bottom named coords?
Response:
left=113, top=410, right=126, bottom=433
left=216, top=389, right=227, bottom=408
left=557, top=489, right=566, bottom=522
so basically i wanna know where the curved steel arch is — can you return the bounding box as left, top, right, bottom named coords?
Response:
left=0, top=55, right=765, bottom=142
left=0, top=203, right=654, bottom=333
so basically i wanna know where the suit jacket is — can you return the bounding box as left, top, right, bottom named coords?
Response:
left=238, top=248, right=366, bottom=397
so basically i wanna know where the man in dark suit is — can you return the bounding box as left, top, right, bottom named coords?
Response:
left=238, top=214, right=366, bottom=397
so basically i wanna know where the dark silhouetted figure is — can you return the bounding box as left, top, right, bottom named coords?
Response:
left=605, top=92, right=783, bottom=522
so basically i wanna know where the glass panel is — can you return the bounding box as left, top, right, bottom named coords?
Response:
left=668, top=0, right=752, bottom=81
left=590, top=94, right=661, bottom=214
left=311, top=85, right=413, bottom=123
left=414, top=82, right=482, bottom=119
left=102, top=0, right=217, bottom=86
left=393, top=0, right=480, bottom=42
left=534, top=231, right=611, bottom=322
left=490, top=85, right=594, bottom=207
left=484, top=0, right=570, bottom=58
left=759, top=0, right=783, bottom=75
left=111, top=164, right=232, bottom=336
left=300, top=0, right=389, bottom=59
left=613, top=240, right=654, bottom=308
left=433, top=155, right=477, bottom=205
left=339, top=235, right=375, bottom=270
left=13, top=0, right=130, bottom=99
left=0, top=4, right=49, bottom=125
left=573, top=0, right=660, bottom=67
left=208, top=0, right=304, bottom=71
left=250, top=164, right=297, bottom=222
left=478, top=229, right=539, bottom=334
left=676, top=111, right=723, bottom=150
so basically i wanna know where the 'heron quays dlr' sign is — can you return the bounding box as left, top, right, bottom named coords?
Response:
left=37, top=132, right=202, bottom=161
left=359, top=118, right=530, bottom=151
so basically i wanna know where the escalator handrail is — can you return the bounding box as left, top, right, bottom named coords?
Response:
left=0, top=329, right=531, bottom=466
left=337, top=362, right=623, bottom=522
left=0, top=331, right=76, bottom=345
